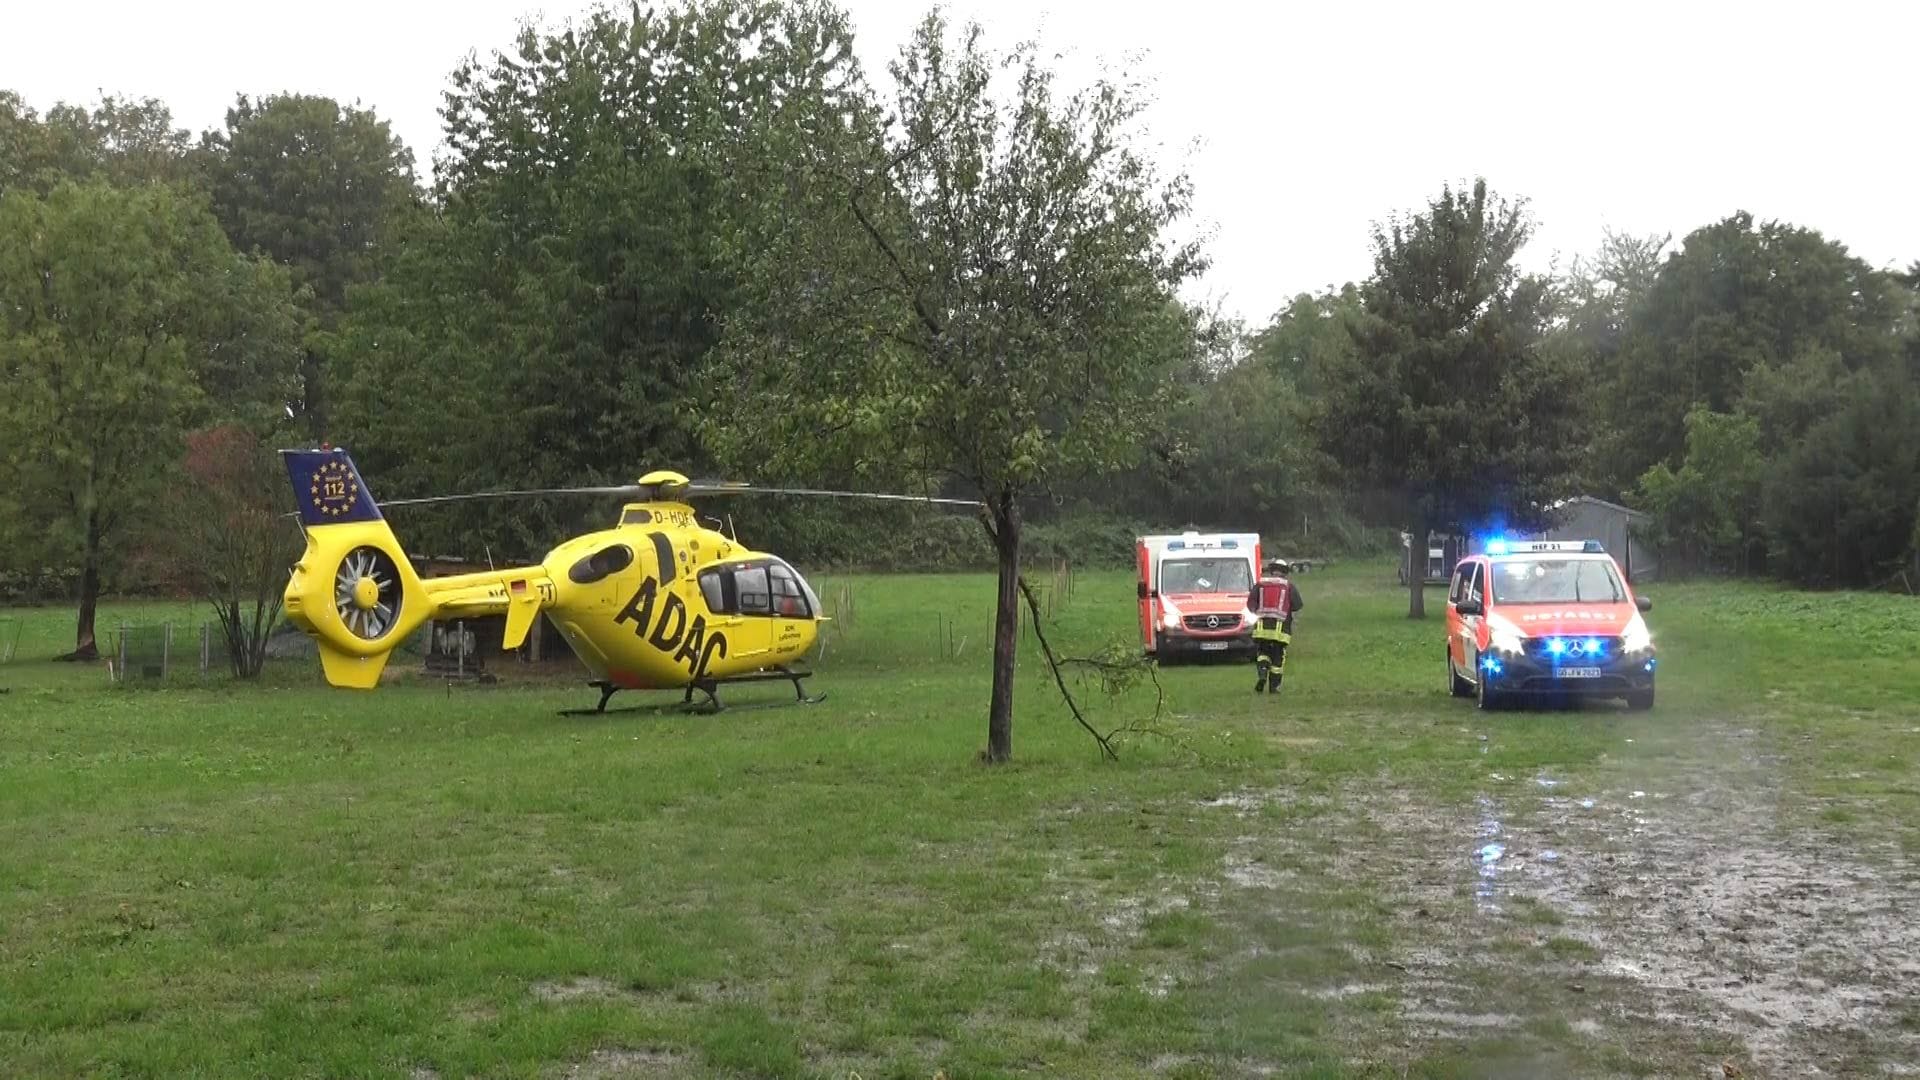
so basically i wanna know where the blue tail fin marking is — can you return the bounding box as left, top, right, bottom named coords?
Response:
left=282, top=449, right=383, bottom=527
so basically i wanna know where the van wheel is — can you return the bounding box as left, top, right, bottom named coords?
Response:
left=1476, top=662, right=1505, bottom=711
left=1627, top=688, right=1654, bottom=711
left=1448, top=654, right=1473, bottom=698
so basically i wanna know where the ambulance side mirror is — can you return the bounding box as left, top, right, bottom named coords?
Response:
left=1635, top=595, right=1653, bottom=613
left=1455, top=599, right=1483, bottom=617
left=1137, top=582, right=1149, bottom=600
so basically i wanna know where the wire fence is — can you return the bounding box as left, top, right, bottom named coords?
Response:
left=109, top=622, right=216, bottom=683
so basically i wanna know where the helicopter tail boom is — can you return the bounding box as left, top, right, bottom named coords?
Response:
left=418, top=568, right=554, bottom=651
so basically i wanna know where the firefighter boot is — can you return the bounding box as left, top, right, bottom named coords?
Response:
left=1254, top=656, right=1271, bottom=693
left=1269, top=647, right=1286, bottom=693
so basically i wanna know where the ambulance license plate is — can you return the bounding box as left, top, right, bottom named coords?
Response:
left=1561, top=667, right=1602, bottom=679
left=1200, top=642, right=1231, bottom=651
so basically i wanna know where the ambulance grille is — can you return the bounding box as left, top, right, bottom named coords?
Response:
left=1522, top=635, right=1622, bottom=659
left=1182, top=613, right=1241, bottom=631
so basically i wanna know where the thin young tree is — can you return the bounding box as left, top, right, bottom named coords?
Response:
left=713, top=12, right=1203, bottom=760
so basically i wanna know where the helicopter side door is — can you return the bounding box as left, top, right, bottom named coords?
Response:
left=697, top=563, right=775, bottom=665
left=765, top=561, right=815, bottom=658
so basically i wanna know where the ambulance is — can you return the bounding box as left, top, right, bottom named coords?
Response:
left=1136, top=531, right=1261, bottom=659
left=1444, top=539, right=1657, bottom=710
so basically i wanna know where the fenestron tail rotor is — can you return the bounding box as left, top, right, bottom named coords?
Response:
left=334, top=545, right=403, bottom=640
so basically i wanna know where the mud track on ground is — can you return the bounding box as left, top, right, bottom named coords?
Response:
left=1205, top=719, right=1920, bottom=1077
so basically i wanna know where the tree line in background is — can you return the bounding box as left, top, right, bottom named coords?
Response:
left=4, top=0, right=1918, bottom=679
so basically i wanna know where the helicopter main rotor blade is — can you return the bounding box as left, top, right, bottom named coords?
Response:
left=280, top=480, right=981, bottom=517
left=683, top=482, right=983, bottom=508
left=375, top=485, right=647, bottom=509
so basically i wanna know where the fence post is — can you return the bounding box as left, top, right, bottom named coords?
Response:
left=162, top=622, right=172, bottom=678
left=201, top=623, right=210, bottom=675
left=116, top=622, right=127, bottom=683
left=456, top=620, right=465, bottom=678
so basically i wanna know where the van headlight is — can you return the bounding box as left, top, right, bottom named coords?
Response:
left=1487, top=615, right=1525, bottom=656
left=1622, top=614, right=1652, bottom=654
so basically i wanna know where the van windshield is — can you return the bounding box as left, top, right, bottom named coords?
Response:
left=1159, top=557, right=1251, bottom=594
left=1490, top=559, right=1625, bottom=604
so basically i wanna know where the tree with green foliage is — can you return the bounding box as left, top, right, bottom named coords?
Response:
left=165, top=426, right=299, bottom=677
left=1633, top=408, right=1763, bottom=575
left=1124, top=292, right=1358, bottom=541
left=200, top=94, right=419, bottom=439
left=1316, top=179, right=1577, bottom=618
left=0, top=181, right=299, bottom=659
left=331, top=0, right=865, bottom=557
left=712, top=12, right=1203, bottom=761
left=1556, top=228, right=1668, bottom=363
left=0, top=92, right=194, bottom=196
left=1759, top=367, right=1920, bottom=589
left=1599, top=213, right=1902, bottom=491
left=1249, top=286, right=1362, bottom=398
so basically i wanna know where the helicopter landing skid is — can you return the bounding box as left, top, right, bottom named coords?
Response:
left=564, top=668, right=823, bottom=717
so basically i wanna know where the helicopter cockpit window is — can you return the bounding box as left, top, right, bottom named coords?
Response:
left=768, top=563, right=811, bottom=618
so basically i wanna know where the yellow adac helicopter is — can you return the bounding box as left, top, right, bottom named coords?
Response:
left=280, top=447, right=978, bottom=712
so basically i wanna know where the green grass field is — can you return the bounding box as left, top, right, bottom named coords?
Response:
left=3, top=561, right=1917, bottom=1078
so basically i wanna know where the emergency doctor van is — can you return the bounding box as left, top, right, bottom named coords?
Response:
left=1136, top=531, right=1261, bottom=659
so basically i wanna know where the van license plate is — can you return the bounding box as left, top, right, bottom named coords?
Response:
left=1200, top=642, right=1231, bottom=651
left=1561, top=667, right=1601, bottom=679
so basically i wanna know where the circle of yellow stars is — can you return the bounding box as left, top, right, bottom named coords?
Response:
left=310, top=460, right=361, bottom=518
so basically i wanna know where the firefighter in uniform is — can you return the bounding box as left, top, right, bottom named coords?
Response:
left=1249, top=559, right=1304, bottom=693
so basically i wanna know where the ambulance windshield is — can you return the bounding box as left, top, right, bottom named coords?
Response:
left=1491, top=558, right=1625, bottom=604
left=1159, top=557, right=1252, bottom=594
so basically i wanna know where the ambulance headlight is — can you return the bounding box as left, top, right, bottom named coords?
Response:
left=1487, top=615, right=1525, bottom=656
left=1162, top=612, right=1179, bottom=630
left=1622, top=614, right=1653, bottom=654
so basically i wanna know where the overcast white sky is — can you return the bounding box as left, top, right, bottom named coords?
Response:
left=6, top=0, right=1915, bottom=325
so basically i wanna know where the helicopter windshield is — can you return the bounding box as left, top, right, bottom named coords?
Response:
left=769, top=558, right=822, bottom=618
left=698, top=557, right=822, bottom=619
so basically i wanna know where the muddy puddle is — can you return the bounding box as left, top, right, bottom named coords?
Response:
left=1200, top=724, right=1920, bottom=1076
left=1473, top=776, right=1920, bottom=1076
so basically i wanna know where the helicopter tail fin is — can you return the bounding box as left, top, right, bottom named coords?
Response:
left=280, top=448, right=436, bottom=689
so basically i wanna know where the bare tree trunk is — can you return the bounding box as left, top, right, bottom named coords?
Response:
left=985, top=498, right=1020, bottom=764
left=63, top=511, right=104, bottom=661
left=1407, top=510, right=1428, bottom=620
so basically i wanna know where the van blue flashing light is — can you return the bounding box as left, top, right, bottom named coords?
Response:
left=1166, top=540, right=1184, bottom=550
left=1221, top=540, right=1238, bottom=549
left=1485, top=538, right=1607, bottom=556
left=1481, top=656, right=1504, bottom=676
left=1545, top=637, right=1609, bottom=660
